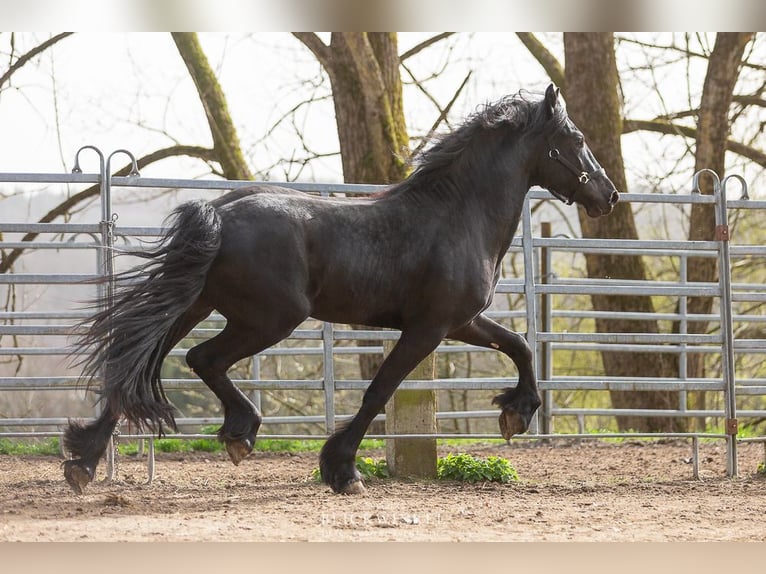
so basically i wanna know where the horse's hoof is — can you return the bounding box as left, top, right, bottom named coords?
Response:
left=339, top=479, right=366, bottom=495
left=498, top=408, right=526, bottom=440
left=225, top=439, right=253, bottom=466
left=63, top=460, right=93, bottom=495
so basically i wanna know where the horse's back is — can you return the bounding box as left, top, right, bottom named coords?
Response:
left=203, top=186, right=490, bottom=330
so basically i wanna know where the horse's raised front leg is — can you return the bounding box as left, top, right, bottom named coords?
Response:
left=448, top=314, right=541, bottom=439
left=320, top=326, right=445, bottom=494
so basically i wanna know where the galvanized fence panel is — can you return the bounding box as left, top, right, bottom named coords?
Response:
left=1, top=147, right=764, bottom=478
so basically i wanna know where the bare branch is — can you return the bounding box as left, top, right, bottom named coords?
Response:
left=516, top=33, right=565, bottom=92
left=401, top=61, right=443, bottom=119
left=253, top=93, right=333, bottom=146
left=616, top=34, right=766, bottom=72
left=0, top=32, right=73, bottom=90
left=399, top=33, right=455, bottom=62
left=0, top=145, right=216, bottom=274
left=623, top=118, right=766, bottom=168
left=411, top=71, right=472, bottom=159
left=292, top=33, right=332, bottom=69
left=733, top=94, right=766, bottom=109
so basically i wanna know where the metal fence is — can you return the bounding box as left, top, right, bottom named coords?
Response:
left=1, top=147, right=765, bottom=478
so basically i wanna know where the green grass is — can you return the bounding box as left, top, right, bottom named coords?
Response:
left=0, top=434, right=386, bottom=457
left=107, top=423, right=383, bottom=456
left=437, top=438, right=507, bottom=448
left=355, top=456, right=390, bottom=479
left=735, top=424, right=766, bottom=440
left=0, top=437, right=61, bottom=456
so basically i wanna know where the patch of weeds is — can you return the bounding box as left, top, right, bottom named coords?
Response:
left=437, top=453, right=519, bottom=484
left=310, top=453, right=518, bottom=485
left=757, top=461, right=765, bottom=476
left=355, top=456, right=389, bottom=479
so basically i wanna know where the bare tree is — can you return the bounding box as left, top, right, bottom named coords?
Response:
left=563, top=32, right=681, bottom=432
left=294, top=33, right=410, bottom=187
left=521, top=32, right=759, bottom=431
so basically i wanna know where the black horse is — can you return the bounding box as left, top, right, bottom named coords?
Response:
left=63, top=84, right=618, bottom=495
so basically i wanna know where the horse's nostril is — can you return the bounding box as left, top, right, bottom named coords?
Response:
left=609, top=190, right=620, bottom=205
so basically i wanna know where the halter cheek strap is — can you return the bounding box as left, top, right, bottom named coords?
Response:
left=547, top=148, right=605, bottom=204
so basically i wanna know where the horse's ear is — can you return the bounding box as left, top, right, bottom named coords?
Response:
left=544, top=83, right=560, bottom=118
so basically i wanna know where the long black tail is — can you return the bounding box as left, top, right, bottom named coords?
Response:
left=74, top=199, right=222, bottom=433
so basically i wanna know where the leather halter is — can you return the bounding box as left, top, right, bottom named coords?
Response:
left=547, top=147, right=604, bottom=205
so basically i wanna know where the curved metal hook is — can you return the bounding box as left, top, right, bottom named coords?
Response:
left=106, top=149, right=140, bottom=178
left=71, top=145, right=105, bottom=174
left=691, top=168, right=720, bottom=195
left=722, top=174, right=749, bottom=201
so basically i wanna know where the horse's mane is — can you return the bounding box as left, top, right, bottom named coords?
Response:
left=388, top=90, right=567, bottom=196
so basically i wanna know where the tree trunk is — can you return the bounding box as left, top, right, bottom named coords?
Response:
left=564, top=33, right=682, bottom=432
left=294, top=33, right=410, bottom=381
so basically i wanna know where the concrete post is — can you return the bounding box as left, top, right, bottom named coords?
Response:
left=384, top=341, right=438, bottom=478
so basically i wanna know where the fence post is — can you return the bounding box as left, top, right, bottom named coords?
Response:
left=72, top=146, right=116, bottom=478
left=319, top=188, right=337, bottom=436
left=717, top=174, right=748, bottom=477
left=522, top=196, right=539, bottom=433
left=695, top=168, right=738, bottom=477
left=384, top=341, right=437, bottom=478
left=323, top=321, right=335, bottom=434
left=540, top=221, right=553, bottom=435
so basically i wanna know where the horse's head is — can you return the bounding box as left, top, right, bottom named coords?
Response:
left=532, top=84, right=619, bottom=218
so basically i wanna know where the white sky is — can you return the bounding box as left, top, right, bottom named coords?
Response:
left=0, top=33, right=549, bottom=177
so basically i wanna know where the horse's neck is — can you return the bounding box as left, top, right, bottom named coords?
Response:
left=392, top=155, right=531, bottom=256
left=462, top=166, right=530, bottom=252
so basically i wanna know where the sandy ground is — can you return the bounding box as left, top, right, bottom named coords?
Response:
left=1, top=439, right=765, bottom=542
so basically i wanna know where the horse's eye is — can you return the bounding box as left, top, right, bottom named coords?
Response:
left=575, top=135, right=585, bottom=148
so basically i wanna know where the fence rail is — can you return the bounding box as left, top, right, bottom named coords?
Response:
left=1, top=147, right=764, bottom=479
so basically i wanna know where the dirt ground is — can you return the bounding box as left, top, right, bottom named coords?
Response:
left=1, top=439, right=765, bottom=542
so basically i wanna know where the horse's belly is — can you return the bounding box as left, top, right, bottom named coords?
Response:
left=309, top=289, right=404, bottom=330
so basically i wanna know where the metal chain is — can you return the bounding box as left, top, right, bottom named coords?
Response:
left=111, top=419, right=121, bottom=482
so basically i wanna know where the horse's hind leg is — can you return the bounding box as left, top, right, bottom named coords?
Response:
left=63, top=303, right=212, bottom=494
left=448, top=314, right=541, bottom=439
left=63, top=408, right=119, bottom=494
left=185, top=321, right=295, bottom=465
